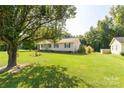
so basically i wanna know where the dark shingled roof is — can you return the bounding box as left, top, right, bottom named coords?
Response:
left=114, top=37, right=124, bottom=43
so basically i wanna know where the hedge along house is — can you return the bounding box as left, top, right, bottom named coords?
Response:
left=37, top=38, right=81, bottom=53
left=110, top=37, right=124, bottom=54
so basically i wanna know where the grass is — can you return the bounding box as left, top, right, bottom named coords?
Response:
left=1, top=51, right=124, bottom=87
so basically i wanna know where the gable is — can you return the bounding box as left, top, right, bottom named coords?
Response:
left=110, top=39, right=121, bottom=46
left=110, top=38, right=123, bottom=46
left=109, top=38, right=115, bottom=46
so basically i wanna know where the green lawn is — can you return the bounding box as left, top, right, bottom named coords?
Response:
left=0, top=51, right=124, bottom=88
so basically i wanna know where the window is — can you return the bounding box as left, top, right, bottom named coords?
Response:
left=54, top=44, right=59, bottom=48
left=41, top=44, right=51, bottom=48
left=64, top=43, right=71, bottom=48
left=41, top=44, right=44, bottom=48
left=47, top=44, right=51, bottom=48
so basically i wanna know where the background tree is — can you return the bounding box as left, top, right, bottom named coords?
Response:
left=21, top=40, right=35, bottom=50
left=61, top=30, right=72, bottom=38
left=78, top=35, right=87, bottom=45
left=110, top=5, right=124, bottom=36
left=97, top=16, right=114, bottom=49
left=0, top=5, right=76, bottom=69
left=82, top=16, right=115, bottom=51
left=84, top=26, right=102, bottom=51
left=81, top=5, right=124, bottom=52
left=81, top=5, right=124, bottom=51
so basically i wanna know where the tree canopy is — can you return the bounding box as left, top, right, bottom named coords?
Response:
left=0, top=5, right=76, bottom=69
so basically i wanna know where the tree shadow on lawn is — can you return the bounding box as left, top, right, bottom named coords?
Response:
left=0, top=64, right=93, bottom=88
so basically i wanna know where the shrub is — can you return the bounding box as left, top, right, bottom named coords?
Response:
left=0, top=44, right=7, bottom=51
left=120, top=52, right=124, bottom=56
left=85, top=46, right=94, bottom=54
left=78, top=45, right=86, bottom=54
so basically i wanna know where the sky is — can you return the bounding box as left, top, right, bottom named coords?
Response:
left=66, top=5, right=111, bottom=35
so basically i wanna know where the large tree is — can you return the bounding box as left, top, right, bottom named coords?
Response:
left=0, top=5, right=76, bottom=69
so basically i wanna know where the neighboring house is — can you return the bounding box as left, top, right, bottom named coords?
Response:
left=37, top=38, right=81, bottom=53
left=110, top=37, right=124, bottom=54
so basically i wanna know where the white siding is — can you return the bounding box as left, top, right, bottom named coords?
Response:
left=121, top=43, right=124, bottom=53
left=38, top=39, right=80, bottom=52
left=110, top=40, right=122, bottom=54
left=51, top=43, right=74, bottom=51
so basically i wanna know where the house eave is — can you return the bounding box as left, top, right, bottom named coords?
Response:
left=109, top=38, right=115, bottom=46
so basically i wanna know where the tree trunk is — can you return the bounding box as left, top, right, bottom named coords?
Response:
left=7, top=44, right=17, bottom=69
